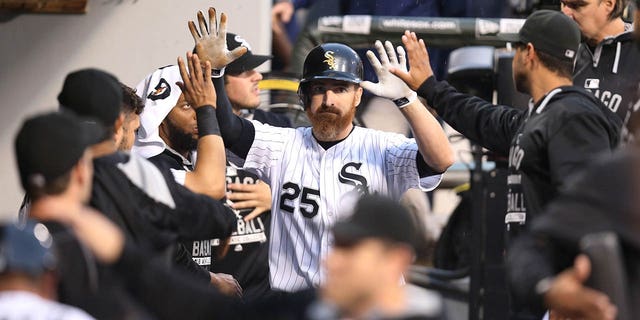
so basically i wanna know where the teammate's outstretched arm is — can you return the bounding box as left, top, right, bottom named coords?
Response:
left=187, top=7, right=256, bottom=159
left=175, top=52, right=226, bottom=199
left=361, top=40, right=454, bottom=173
left=390, top=30, right=524, bottom=155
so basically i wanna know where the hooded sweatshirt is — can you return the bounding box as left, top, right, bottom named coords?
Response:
left=573, top=23, right=640, bottom=140
left=417, top=77, right=621, bottom=243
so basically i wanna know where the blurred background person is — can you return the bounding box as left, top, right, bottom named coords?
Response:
left=14, top=111, right=149, bottom=319
left=0, top=221, right=95, bottom=320
left=562, top=0, right=640, bottom=141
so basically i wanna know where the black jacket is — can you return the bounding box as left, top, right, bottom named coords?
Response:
left=573, top=25, right=640, bottom=140
left=417, top=77, right=620, bottom=241
left=508, top=148, right=640, bottom=316
left=90, top=152, right=236, bottom=277
left=44, top=221, right=152, bottom=319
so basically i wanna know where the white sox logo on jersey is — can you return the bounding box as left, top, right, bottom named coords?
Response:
left=338, top=162, right=369, bottom=195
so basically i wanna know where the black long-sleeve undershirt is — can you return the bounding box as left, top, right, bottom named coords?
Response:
left=214, top=77, right=255, bottom=159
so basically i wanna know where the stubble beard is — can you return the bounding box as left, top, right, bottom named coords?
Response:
left=514, top=68, right=530, bottom=95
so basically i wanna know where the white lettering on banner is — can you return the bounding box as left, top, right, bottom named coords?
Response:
left=477, top=19, right=499, bottom=35
left=317, top=16, right=344, bottom=33
left=342, top=15, right=372, bottom=34
left=499, top=18, right=525, bottom=34
left=381, top=18, right=460, bottom=33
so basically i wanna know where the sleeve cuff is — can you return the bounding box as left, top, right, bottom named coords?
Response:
left=416, top=76, right=449, bottom=113
left=211, top=67, right=225, bottom=78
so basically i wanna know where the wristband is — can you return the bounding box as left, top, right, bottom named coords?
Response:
left=392, top=91, right=418, bottom=109
left=196, top=105, right=221, bottom=137
left=211, top=67, right=225, bottom=79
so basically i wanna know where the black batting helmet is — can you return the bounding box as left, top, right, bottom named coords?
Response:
left=298, top=43, right=363, bottom=107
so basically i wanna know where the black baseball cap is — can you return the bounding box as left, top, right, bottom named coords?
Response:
left=332, top=194, right=416, bottom=248
left=14, top=111, right=104, bottom=190
left=225, top=33, right=272, bottom=74
left=507, top=10, right=581, bottom=61
left=0, top=221, right=56, bottom=276
left=57, top=68, right=123, bottom=126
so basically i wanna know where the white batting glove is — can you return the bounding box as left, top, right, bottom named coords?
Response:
left=361, top=40, right=418, bottom=108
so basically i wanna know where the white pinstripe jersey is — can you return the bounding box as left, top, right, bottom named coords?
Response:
left=244, top=121, right=442, bottom=291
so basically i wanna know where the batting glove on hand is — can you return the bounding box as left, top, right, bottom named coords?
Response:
left=188, top=7, right=247, bottom=74
left=361, top=40, right=418, bottom=108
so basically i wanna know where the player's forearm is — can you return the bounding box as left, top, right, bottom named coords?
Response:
left=213, top=77, right=256, bottom=158
left=186, top=135, right=226, bottom=199
left=184, top=107, right=226, bottom=199
left=401, top=99, right=454, bottom=173
left=416, top=76, right=524, bottom=155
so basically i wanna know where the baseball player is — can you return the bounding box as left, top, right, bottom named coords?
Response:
left=189, top=8, right=454, bottom=292
left=392, top=12, right=621, bottom=245
left=210, top=32, right=292, bottom=301
left=392, top=12, right=621, bottom=318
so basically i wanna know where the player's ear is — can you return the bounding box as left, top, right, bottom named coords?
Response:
left=354, top=85, right=363, bottom=107
left=601, top=0, right=615, bottom=15
left=113, top=112, right=126, bottom=144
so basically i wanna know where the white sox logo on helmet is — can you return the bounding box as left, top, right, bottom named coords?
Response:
left=323, top=51, right=336, bottom=70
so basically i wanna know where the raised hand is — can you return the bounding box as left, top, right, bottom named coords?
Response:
left=177, top=52, right=216, bottom=108
left=360, top=40, right=416, bottom=106
left=389, top=30, right=434, bottom=91
left=188, top=7, right=247, bottom=70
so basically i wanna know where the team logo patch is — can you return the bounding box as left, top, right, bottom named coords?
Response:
left=234, top=35, right=252, bottom=51
left=323, top=51, right=336, bottom=70
left=338, top=162, right=369, bottom=195
left=584, top=78, right=600, bottom=90
left=564, top=49, right=575, bottom=59
left=147, top=78, right=171, bottom=101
